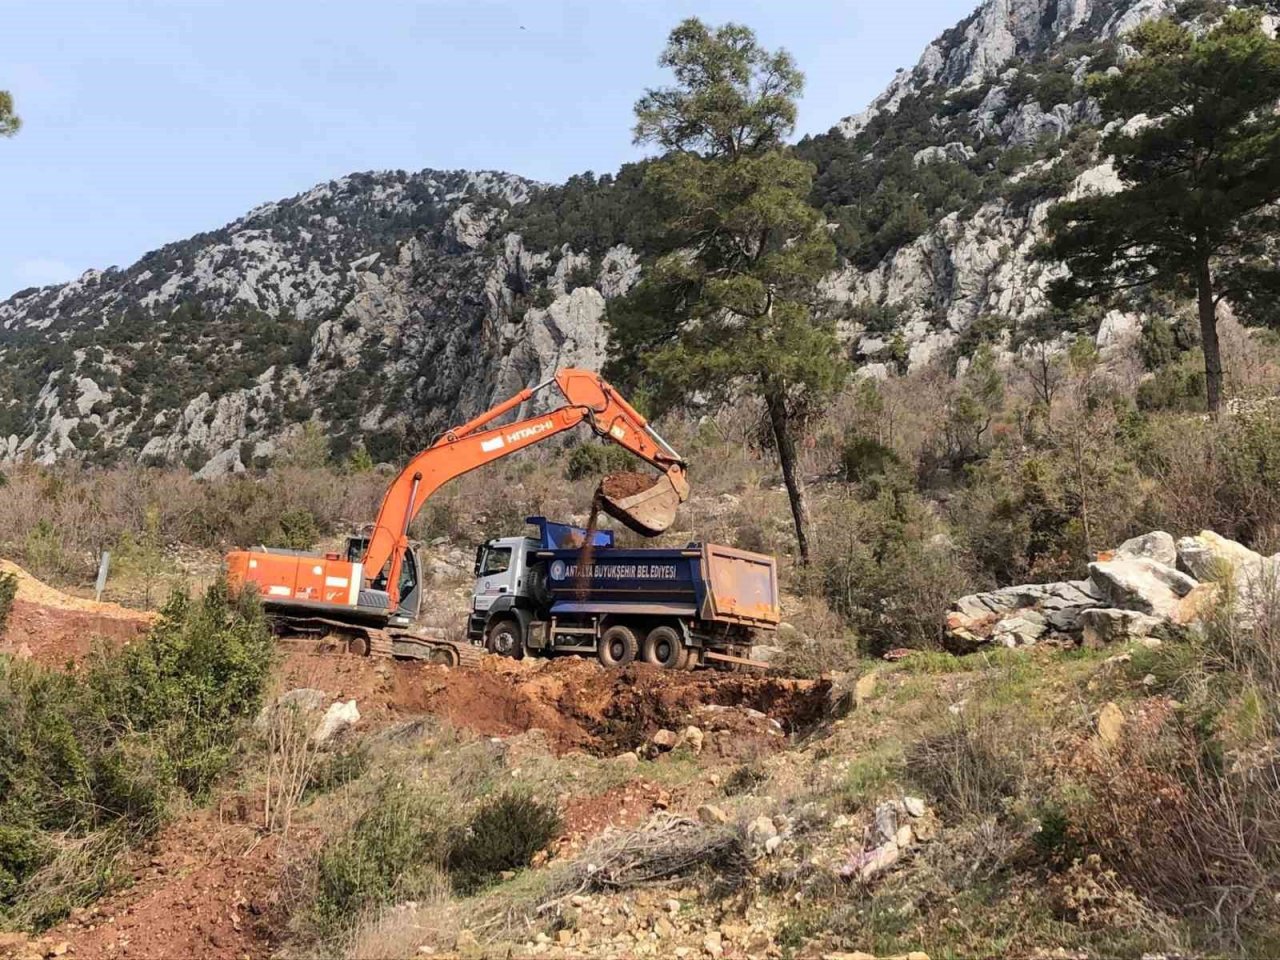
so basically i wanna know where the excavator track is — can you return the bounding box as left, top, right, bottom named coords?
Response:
left=269, top=615, right=485, bottom=668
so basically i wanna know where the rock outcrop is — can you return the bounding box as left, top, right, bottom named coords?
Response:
left=946, top=528, right=1280, bottom=650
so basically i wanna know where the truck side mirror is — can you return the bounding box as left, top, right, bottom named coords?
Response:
left=473, top=545, right=484, bottom=577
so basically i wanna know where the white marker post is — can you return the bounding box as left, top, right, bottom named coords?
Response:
left=94, top=551, right=111, bottom=602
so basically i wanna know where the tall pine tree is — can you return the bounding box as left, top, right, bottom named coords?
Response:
left=1039, top=10, right=1280, bottom=412
left=607, top=19, right=841, bottom=562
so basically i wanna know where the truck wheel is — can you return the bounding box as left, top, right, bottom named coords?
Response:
left=597, top=624, right=638, bottom=668
left=485, top=618, right=524, bottom=659
left=642, top=625, right=686, bottom=669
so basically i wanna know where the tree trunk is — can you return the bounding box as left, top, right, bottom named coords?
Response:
left=765, top=388, right=812, bottom=564
left=1197, top=254, right=1223, bottom=413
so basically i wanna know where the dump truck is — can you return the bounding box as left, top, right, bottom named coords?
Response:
left=226, top=369, right=689, bottom=665
left=467, top=516, right=780, bottom=669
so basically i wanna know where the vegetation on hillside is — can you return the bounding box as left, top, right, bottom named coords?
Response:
left=0, top=584, right=273, bottom=929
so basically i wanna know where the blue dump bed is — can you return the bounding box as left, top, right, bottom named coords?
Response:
left=525, top=518, right=779, bottom=629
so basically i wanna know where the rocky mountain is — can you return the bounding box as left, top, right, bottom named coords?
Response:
left=0, top=169, right=640, bottom=474
left=2, top=0, right=1267, bottom=474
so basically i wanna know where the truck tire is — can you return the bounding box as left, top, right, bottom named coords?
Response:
left=597, top=624, right=638, bottom=669
left=485, top=618, right=524, bottom=659
left=642, top=625, right=687, bottom=669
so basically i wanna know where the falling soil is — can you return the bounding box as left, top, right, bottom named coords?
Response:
left=574, top=497, right=602, bottom=601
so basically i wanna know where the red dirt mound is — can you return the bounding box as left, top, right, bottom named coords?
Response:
left=0, top=559, right=155, bottom=668
left=278, top=650, right=831, bottom=757
left=29, top=815, right=285, bottom=960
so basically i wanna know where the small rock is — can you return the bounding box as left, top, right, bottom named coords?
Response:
left=674, top=726, right=704, bottom=754
left=873, top=801, right=898, bottom=845
left=674, top=948, right=693, bottom=959
left=650, top=729, right=678, bottom=752
left=903, top=796, right=926, bottom=818
left=854, top=672, right=877, bottom=705
left=1079, top=608, right=1164, bottom=647
left=697, top=804, right=730, bottom=825
left=665, top=898, right=681, bottom=915
left=895, top=824, right=914, bottom=848
left=858, top=840, right=900, bottom=879
left=703, top=931, right=724, bottom=957
left=1114, top=531, right=1176, bottom=566
left=614, top=751, right=641, bottom=768
left=747, top=815, right=777, bottom=845
left=48, top=944, right=70, bottom=958
left=765, top=834, right=783, bottom=855
left=557, top=929, right=573, bottom=945
left=312, top=699, right=360, bottom=743
left=1097, top=701, right=1125, bottom=745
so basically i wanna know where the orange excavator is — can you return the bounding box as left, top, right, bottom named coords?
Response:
left=226, top=368, right=689, bottom=665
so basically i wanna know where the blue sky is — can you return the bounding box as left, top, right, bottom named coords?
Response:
left=2, top=0, right=977, bottom=300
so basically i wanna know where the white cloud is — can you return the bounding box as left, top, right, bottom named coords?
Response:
left=12, top=257, right=77, bottom=288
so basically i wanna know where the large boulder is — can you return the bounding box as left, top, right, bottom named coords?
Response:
left=1114, top=531, right=1176, bottom=567
left=1176, top=531, right=1262, bottom=581
left=1088, top=557, right=1198, bottom=618
left=1079, top=608, right=1165, bottom=646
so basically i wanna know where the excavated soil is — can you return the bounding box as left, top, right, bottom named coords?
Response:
left=0, top=559, right=155, bottom=667
left=281, top=650, right=831, bottom=757
left=598, top=471, right=661, bottom=500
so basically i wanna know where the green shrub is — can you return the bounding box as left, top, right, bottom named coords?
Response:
left=0, top=582, right=274, bottom=928
left=839, top=434, right=901, bottom=484
left=0, top=572, right=16, bottom=634
left=271, top=507, right=321, bottom=550
left=446, top=790, right=562, bottom=895
left=565, top=442, right=635, bottom=482
left=308, top=784, right=450, bottom=941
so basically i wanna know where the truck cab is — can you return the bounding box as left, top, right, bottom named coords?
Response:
left=467, top=535, right=541, bottom=652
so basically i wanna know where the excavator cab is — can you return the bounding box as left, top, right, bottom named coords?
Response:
left=345, top=536, right=424, bottom=627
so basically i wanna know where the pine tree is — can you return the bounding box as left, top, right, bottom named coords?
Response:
left=607, top=19, right=842, bottom=562
left=1039, top=10, right=1280, bottom=412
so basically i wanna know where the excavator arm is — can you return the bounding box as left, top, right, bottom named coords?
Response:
left=362, top=368, right=688, bottom=605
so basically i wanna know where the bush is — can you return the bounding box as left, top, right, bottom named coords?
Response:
left=839, top=434, right=901, bottom=484
left=307, top=784, right=451, bottom=942
left=565, top=442, right=635, bottom=482
left=905, top=714, right=1023, bottom=820
left=813, top=486, right=977, bottom=654
left=0, top=571, right=15, bottom=634
left=271, top=507, right=321, bottom=550
left=446, top=790, right=562, bottom=895
left=0, top=582, right=274, bottom=928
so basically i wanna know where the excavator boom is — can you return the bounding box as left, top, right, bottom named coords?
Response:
left=357, top=368, right=685, bottom=606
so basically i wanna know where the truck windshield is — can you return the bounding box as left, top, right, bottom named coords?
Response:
left=481, top=546, right=512, bottom=575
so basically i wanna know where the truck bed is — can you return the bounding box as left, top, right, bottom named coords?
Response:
left=539, top=542, right=779, bottom=629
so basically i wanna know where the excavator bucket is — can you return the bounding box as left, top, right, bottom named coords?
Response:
left=595, top=470, right=685, bottom=537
